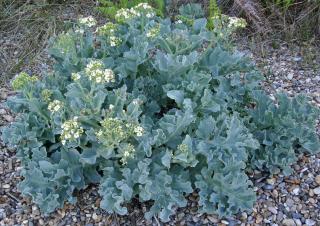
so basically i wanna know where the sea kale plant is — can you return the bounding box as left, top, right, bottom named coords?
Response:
left=1, top=3, right=319, bottom=222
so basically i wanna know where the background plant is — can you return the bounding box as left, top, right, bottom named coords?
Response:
left=1, top=3, right=319, bottom=222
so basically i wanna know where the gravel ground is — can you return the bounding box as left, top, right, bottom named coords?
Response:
left=1, top=26, right=320, bottom=226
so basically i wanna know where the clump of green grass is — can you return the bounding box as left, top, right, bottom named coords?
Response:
left=0, top=0, right=95, bottom=85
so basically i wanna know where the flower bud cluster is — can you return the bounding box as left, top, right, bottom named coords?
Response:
left=61, top=117, right=84, bottom=145
left=12, top=72, right=38, bottom=91
left=96, top=22, right=117, bottom=36
left=134, top=125, right=144, bottom=137
left=41, top=89, right=52, bottom=102
left=71, top=72, right=81, bottom=81
left=48, top=100, right=63, bottom=113
left=96, top=118, right=127, bottom=143
left=96, top=22, right=122, bottom=47
left=146, top=25, right=160, bottom=38
left=109, top=36, right=122, bottom=47
left=78, top=16, right=97, bottom=27
left=177, top=143, right=188, bottom=153
left=85, top=60, right=115, bottom=84
left=95, top=117, right=144, bottom=145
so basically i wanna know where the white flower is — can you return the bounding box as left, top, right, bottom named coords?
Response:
left=176, top=20, right=183, bottom=24
left=96, top=130, right=103, bottom=137
left=115, top=3, right=155, bottom=22
left=60, top=117, right=84, bottom=145
left=120, top=143, right=136, bottom=164
left=146, top=25, right=160, bottom=38
left=48, top=100, right=63, bottom=113
left=109, top=104, right=114, bottom=110
left=75, top=28, right=84, bottom=34
left=109, top=36, right=121, bottom=47
left=104, top=69, right=115, bottom=83
left=136, top=3, right=152, bottom=10
left=228, top=17, right=247, bottom=28
left=71, top=72, right=81, bottom=81
left=54, top=105, right=60, bottom=112
left=134, top=125, right=144, bottom=137
left=78, top=16, right=96, bottom=27
left=85, top=60, right=115, bottom=84
left=96, top=77, right=102, bottom=83
left=132, top=99, right=140, bottom=105
left=123, top=151, right=130, bottom=157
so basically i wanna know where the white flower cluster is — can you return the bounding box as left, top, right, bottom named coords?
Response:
left=95, top=117, right=127, bottom=143
left=109, top=36, right=122, bottom=47
left=211, top=14, right=246, bottom=30
left=96, top=22, right=117, bottom=35
left=177, top=143, right=188, bottom=153
left=115, top=3, right=155, bottom=23
left=85, top=60, right=115, bottom=84
left=132, top=98, right=142, bottom=105
left=71, top=72, right=81, bottom=81
left=146, top=25, right=160, bottom=38
left=78, top=16, right=97, bottom=27
left=121, top=143, right=136, bottom=164
left=109, top=104, right=114, bottom=110
left=228, top=17, right=247, bottom=29
left=61, top=116, right=84, bottom=145
left=136, top=3, right=153, bottom=10
left=134, top=125, right=144, bottom=137
left=48, top=100, right=63, bottom=113
left=96, top=22, right=122, bottom=47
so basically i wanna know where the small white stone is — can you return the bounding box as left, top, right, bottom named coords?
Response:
left=287, top=73, right=294, bottom=80
left=292, top=187, right=300, bottom=195
left=221, top=220, right=229, bottom=225
left=305, top=219, right=316, bottom=226
left=268, top=206, right=278, bottom=214
left=92, top=213, right=98, bottom=220
left=2, top=184, right=10, bottom=189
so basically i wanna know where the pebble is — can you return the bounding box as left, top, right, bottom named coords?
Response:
left=2, top=184, right=10, bottom=189
left=315, top=175, right=320, bottom=185
left=268, top=206, right=278, bottom=214
left=292, top=188, right=300, bottom=195
left=0, top=109, right=6, bottom=115
left=313, top=187, right=320, bottom=195
left=287, top=73, right=294, bottom=80
left=221, top=220, right=229, bottom=225
left=282, top=218, right=296, bottom=226
left=267, top=178, right=276, bottom=185
left=305, top=219, right=316, bottom=226
left=294, top=219, right=302, bottom=226
left=3, top=114, right=13, bottom=122
left=207, top=215, right=219, bottom=223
